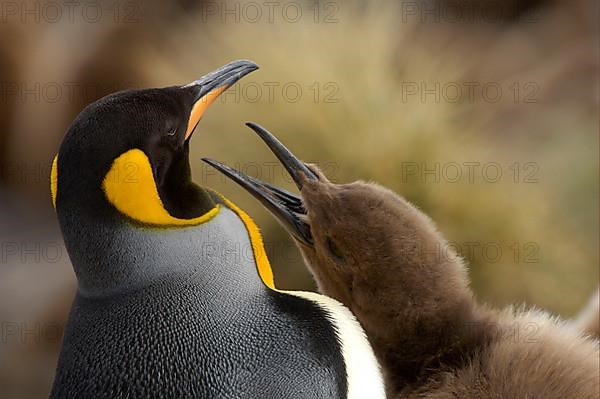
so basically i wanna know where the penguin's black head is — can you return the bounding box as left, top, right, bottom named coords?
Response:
left=52, top=60, right=258, bottom=225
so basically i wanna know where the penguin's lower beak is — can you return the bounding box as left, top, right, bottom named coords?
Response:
left=202, top=123, right=318, bottom=246
left=183, top=60, right=259, bottom=140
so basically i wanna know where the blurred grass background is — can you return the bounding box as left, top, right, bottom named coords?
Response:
left=0, top=0, right=598, bottom=397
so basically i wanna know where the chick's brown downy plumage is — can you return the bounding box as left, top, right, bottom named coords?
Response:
left=205, top=123, right=600, bottom=399
left=298, top=170, right=487, bottom=383
left=298, top=169, right=599, bottom=398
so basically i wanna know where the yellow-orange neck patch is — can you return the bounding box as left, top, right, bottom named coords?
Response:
left=50, top=155, right=58, bottom=209
left=102, top=149, right=219, bottom=227
left=215, top=193, right=276, bottom=290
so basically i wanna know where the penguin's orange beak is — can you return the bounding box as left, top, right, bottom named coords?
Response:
left=183, top=60, right=259, bottom=140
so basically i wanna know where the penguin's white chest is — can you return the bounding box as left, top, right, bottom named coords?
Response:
left=284, top=290, right=386, bottom=399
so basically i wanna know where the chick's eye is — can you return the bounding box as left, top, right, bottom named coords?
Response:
left=167, top=127, right=177, bottom=136
left=325, top=237, right=345, bottom=263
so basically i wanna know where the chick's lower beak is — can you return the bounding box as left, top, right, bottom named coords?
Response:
left=203, top=123, right=318, bottom=245
left=184, top=60, right=259, bottom=140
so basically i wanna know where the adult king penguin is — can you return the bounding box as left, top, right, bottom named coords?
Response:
left=50, top=61, right=384, bottom=399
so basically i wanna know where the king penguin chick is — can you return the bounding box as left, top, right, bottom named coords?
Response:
left=204, top=122, right=600, bottom=399
left=50, top=63, right=384, bottom=399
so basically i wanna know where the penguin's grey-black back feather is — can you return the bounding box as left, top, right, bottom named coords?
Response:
left=52, top=207, right=349, bottom=398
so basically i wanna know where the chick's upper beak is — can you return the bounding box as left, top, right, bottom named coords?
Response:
left=245, top=122, right=319, bottom=189
left=202, top=123, right=318, bottom=245
left=184, top=60, right=259, bottom=140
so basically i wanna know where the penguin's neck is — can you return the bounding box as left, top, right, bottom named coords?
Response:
left=60, top=206, right=267, bottom=299
left=367, top=292, right=494, bottom=392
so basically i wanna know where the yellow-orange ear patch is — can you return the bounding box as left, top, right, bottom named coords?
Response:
left=50, top=155, right=58, bottom=209
left=102, top=149, right=219, bottom=227
left=215, top=193, right=276, bottom=290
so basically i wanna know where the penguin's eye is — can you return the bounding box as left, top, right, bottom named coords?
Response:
left=325, top=237, right=345, bottom=264
left=167, top=127, right=177, bottom=137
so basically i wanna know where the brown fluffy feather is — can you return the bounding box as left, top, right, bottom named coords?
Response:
left=294, top=167, right=599, bottom=398
left=573, top=289, right=600, bottom=339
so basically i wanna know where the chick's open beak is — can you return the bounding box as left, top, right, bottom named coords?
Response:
left=184, top=60, right=259, bottom=140
left=202, top=122, right=318, bottom=245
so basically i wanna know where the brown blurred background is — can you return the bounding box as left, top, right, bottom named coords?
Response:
left=0, top=0, right=598, bottom=397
